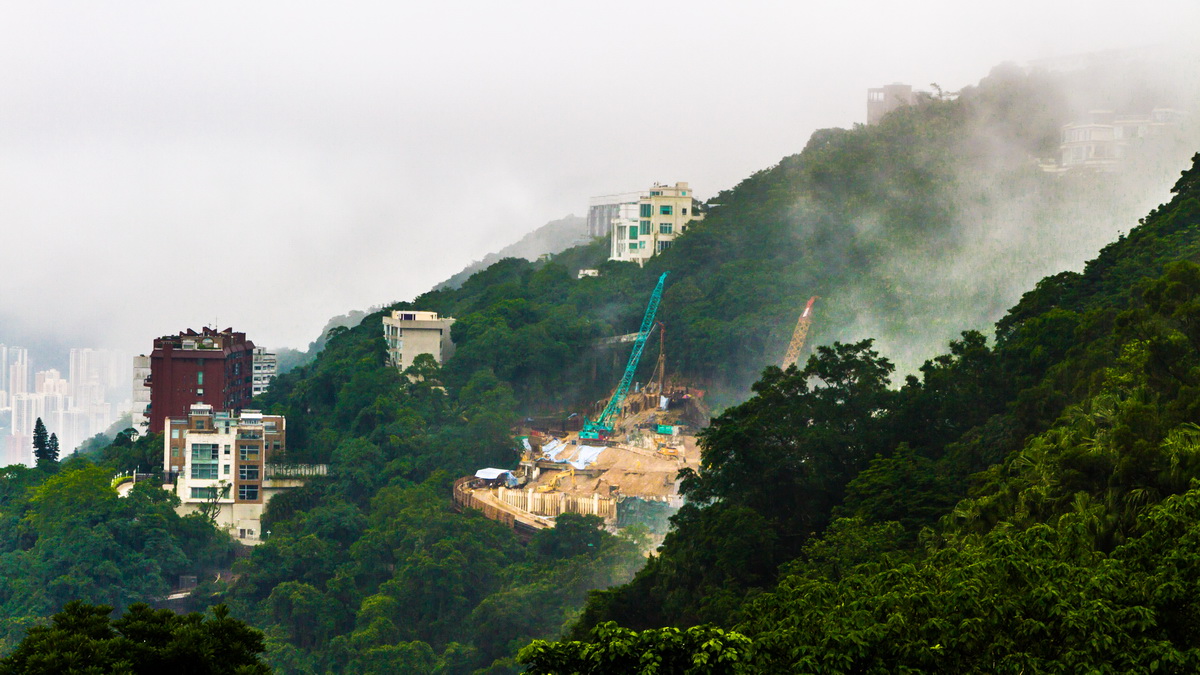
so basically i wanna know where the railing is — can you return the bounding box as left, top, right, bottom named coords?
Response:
left=264, top=464, right=328, bottom=479
left=497, top=487, right=618, bottom=521
left=453, top=476, right=519, bottom=529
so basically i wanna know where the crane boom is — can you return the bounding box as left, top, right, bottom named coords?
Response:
left=581, top=272, right=669, bottom=439
left=781, top=296, right=818, bottom=370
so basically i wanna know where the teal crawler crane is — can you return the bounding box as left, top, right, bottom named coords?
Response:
left=580, top=272, right=669, bottom=441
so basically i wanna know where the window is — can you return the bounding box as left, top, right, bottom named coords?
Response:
left=238, top=484, right=259, bottom=500
left=224, top=464, right=230, bottom=475
left=659, top=205, right=672, bottom=215
left=639, top=203, right=652, bottom=218
left=628, top=225, right=638, bottom=239
left=682, top=208, right=688, bottom=216
left=197, top=371, right=204, bottom=385
left=239, top=465, right=260, bottom=480
left=190, top=443, right=219, bottom=478
left=191, top=487, right=218, bottom=500
left=681, top=191, right=687, bottom=196
left=171, top=429, right=180, bottom=439
left=191, top=444, right=219, bottom=460
left=196, top=388, right=203, bottom=396
left=649, top=191, right=662, bottom=196
left=191, top=464, right=218, bottom=479
left=194, top=419, right=205, bottom=430
left=640, top=220, right=651, bottom=235
left=239, top=445, right=260, bottom=460
left=660, top=223, right=673, bottom=234
left=657, top=241, right=673, bottom=252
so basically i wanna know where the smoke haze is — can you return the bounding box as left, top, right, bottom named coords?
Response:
left=2, top=1, right=1199, bottom=364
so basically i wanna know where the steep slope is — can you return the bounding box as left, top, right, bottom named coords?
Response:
left=411, top=65, right=1199, bottom=409
left=435, top=214, right=589, bottom=291
left=526, top=154, right=1200, bottom=672
left=180, top=66, right=1199, bottom=673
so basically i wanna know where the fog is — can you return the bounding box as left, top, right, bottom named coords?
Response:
left=2, top=1, right=1198, bottom=362
left=816, top=56, right=1200, bottom=377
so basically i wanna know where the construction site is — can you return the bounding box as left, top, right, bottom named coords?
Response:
left=453, top=272, right=818, bottom=538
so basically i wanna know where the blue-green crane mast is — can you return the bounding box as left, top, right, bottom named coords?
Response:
left=580, top=272, right=669, bottom=440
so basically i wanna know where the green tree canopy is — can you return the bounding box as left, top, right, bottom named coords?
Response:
left=0, top=601, right=270, bottom=674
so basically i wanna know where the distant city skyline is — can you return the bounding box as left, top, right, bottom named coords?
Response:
left=2, top=2, right=1199, bottom=357
left=0, top=345, right=130, bottom=465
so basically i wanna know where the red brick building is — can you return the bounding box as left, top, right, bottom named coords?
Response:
left=145, top=327, right=255, bottom=434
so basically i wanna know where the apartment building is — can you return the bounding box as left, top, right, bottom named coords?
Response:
left=144, top=327, right=255, bottom=434
left=606, top=182, right=703, bottom=265
left=131, top=355, right=151, bottom=433
left=867, top=83, right=917, bottom=125
left=251, top=348, right=277, bottom=397
left=1058, top=108, right=1186, bottom=171
left=162, top=404, right=289, bottom=543
left=382, top=310, right=456, bottom=371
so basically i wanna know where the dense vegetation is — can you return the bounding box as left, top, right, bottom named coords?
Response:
left=0, top=62, right=1197, bottom=674
left=212, top=335, right=647, bottom=673
left=0, top=449, right=235, bottom=651
left=387, top=65, right=1193, bottom=411
left=0, top=601, right=269, bottom=674
left=523, top=156, right=1200, bottom=671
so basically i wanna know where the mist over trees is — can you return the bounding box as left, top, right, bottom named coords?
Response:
left=398, top=64, right=1200, bottom=410
left=529, top=152, right=1200, bottom=671
left=435, top=214, right=590, bottom=291
left=1, top=55, right=1200, bottom=674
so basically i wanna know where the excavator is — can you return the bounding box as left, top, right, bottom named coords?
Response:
left=536, top=467, right=575, bottom=493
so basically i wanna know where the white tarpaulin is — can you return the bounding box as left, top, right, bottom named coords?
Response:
left=568, top=445, right=606, bottom=469
left=540, top=439, right=605, bottom=469
left=474, top=468, right=511, bottom=480
left=542, top=439, right=566, bottom=461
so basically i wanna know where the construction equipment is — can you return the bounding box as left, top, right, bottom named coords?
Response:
left=781, top=296, right=819, bottom=370
left=593, top=321, right=662, bottom=349
left=581, top=272, right=669, bottom=440
left=649, top=322, right=666, bottom=395
left=536, top=467, right=575, bottom=493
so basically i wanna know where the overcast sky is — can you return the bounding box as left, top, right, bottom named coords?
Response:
left=2, top=1, right=1198, bottom=360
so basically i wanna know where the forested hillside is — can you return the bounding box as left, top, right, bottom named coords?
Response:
left=521, top=155, right=1200, bottom=672
left=434, top=214, right=588, bottom=291
left=225, top=64, right=1200, bottom=671
left=1, top=60, right=1199, bottom=675
left=407, top=64, right=1198, bottom=409
left=0, top=450, right=235, bottom=651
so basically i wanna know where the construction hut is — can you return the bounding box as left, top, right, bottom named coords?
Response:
left=474, top=468, right=519, bottom=489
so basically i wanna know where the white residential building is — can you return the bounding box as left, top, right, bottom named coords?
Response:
left=604, top=182, right=703, bottom=265
left=251, top=348, right=277, bottom=397
left=382, top=310, right=456, bottom=372
left=162, top=404, right=312, bottom=544
left=1058, top=108, right=1187, bottom=171
left=131, top=355, right=151, bottom=433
